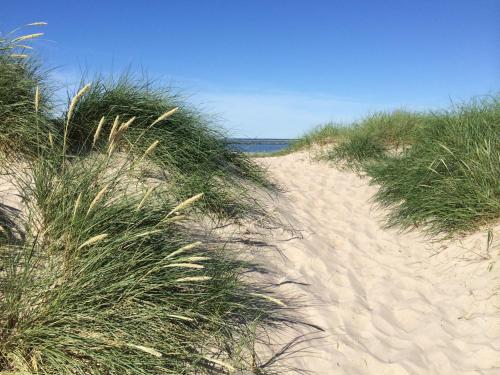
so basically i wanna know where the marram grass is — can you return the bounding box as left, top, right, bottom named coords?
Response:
left=57, top=75, right=272, bottom=221
left=366, top=97, right=500, bottom=237
left=0, top=146, right=297, bottom=374
left=293, top=98, right=500, bottom=237
left=0, top=26, right=308, bottom=374
left=0, top=24, right=55, bottom=157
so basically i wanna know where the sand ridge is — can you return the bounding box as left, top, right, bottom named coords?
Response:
left=256, top=152, right=500, bottom=374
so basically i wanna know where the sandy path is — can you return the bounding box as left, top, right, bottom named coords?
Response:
left=256, top=152, right=500, bottom=375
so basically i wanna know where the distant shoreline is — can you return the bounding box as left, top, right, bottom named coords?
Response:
left=227, top=138, right=296, bottom=145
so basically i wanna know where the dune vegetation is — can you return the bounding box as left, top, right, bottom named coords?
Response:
left=0, top=25, right=303, bottom=374
left=290, top=98, right=500, bottom=237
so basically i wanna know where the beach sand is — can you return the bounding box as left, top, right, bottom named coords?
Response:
left=251, top=151, right=500, bottom=374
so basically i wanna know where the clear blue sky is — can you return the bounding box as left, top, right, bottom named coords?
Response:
left=3, top=0, right=499, bottom=138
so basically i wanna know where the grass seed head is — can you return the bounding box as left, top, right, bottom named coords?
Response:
left=150, top=107, right=179, bottom=127
left=166, top=241, right=203, bottom=259
left=166, top=193, right=204, bottom=218
left=174, top=276, right=211, bottom=282
left=77, top=233, right=108, bottom=250
left=92, top=116, right=106, bottom=147
left=67, top=83, right=91, bottom=126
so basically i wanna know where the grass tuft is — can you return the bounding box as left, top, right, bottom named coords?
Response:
left=366, top=97, right=500, bottom=236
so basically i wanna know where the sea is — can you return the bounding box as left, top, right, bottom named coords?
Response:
left=227, top=138, right=294, bottom=153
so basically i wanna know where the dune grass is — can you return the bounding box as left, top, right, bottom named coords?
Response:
left=1, top=145, right=295, bottom=374
left=287, top=123, right=349, bottom=151
left=288, top=110, right=425, bottom=165
left=56, top=75, right=271, bottom=221
left=327, top=110, right=425, bottom=167
left=293, top=99, right=499, bottom=237
left=0, top=26, right=305, bottom=374
left=0, top=25, right=55, bottom=156
left=0, top=25, right=271, bottom=222
left=367, top=98, right=500, bottom=236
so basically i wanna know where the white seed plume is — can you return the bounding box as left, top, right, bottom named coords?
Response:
left=134, top=229, right=163, bottom=238
left=9, top=54, right=28, bottom=59
left=12, top=33, right=44, bottom=43
left=27, top=22, right=48, bottom=26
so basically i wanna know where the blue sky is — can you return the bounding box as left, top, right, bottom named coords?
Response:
left=2, top=0, right=499, bottom=137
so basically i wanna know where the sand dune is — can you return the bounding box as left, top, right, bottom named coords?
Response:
left=255, top=152, right=500, bottom=374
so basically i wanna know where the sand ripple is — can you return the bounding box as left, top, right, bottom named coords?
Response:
left=258, top=152, right=500, bottom=375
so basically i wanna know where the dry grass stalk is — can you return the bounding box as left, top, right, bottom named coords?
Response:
left=250, top=293, right=287, bottom=307
left=166, top=193, right=204, bottom=218
left=136, top=186, right=155, bottom=211
left=108, top=115, right=120, bottom=141
left=164, top=263, right=205, bottom=269
left=150, top=107, right=179, bottom=127
left=126, top=344, right=162, bottom=358
left=117, top=116, right=136, bottom=135
left=141, top=140, right=159, bottom=160
left=174, top=276, right=211, bottom=282
left=72, top=193, right=82, bottom=221
left=34, top=86, right=40, bottom=114
left=202, top=356, right=236, bottom=372
left=77, top=233, right=108, bottom=250
left=86, top=184, right=110, bottom=216
left=66, top=84, right=91, bottom=127
left=166, top=241, right=202, bottom=259
left=92, top=116, right=106, bottom=147
left=165, top=314, right=194, bottom=322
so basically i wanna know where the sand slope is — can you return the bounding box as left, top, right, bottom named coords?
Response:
left=256, top=152, right=500, bottom=374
